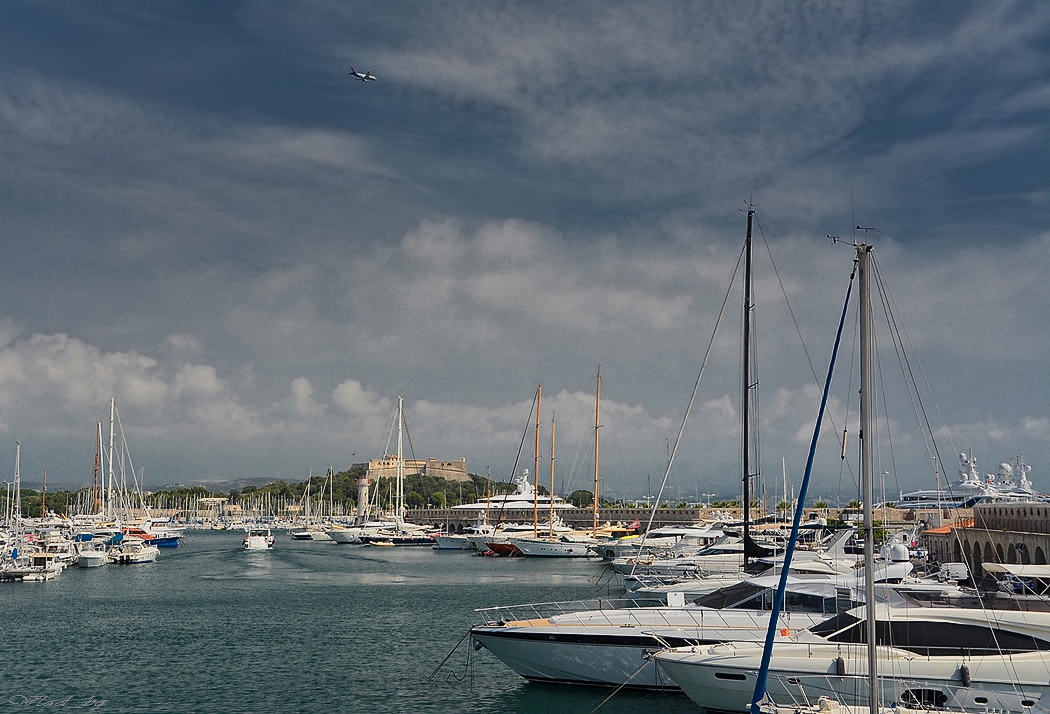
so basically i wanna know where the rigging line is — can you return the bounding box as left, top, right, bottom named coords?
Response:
left=871, top=322, right=902, bottom=515
left=380, top=404, right=397, bottom=461
left=871, top=254, right=961, bottom=506
left=871, top=256, right=940, bottom=485
left=589, top=658, right=655, bottom=714
left=837, top=274, right=862, bottom=504
left=630, top=237, right=747, bottom=573
left=753, top=214, right=825, bottom=398
left=493, top=387, right=538, bottom=527
left=755, top=214, right=853, bottom=472
left=401, top=403, right=416, bottom=463
left=869, top=256, right=931, bottom=506
left=427, top=628, right=473, bottom=682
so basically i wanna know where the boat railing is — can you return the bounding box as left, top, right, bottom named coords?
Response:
left=474, top=598, right=665, bottom=625
left=473, top=600, right=805, bottom=633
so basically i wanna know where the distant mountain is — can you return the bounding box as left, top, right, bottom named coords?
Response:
left=155, top=476, right=282, bottom=492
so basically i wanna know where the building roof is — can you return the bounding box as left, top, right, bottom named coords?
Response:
left=924, top=518, right=975, bottom=534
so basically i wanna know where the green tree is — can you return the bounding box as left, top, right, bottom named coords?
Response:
left=569, top=490, right=594, bottom=508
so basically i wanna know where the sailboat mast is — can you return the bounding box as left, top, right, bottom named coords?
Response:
left=41, top=467, right=46, bottom=518
left=533, top=385, right=541, bottom=538
left=107, top=398, right=116, bottom=521
left=742, top=208, right=754, bottom=564
left=593, top=365, right=601, bottom=536
left=396, top=396, right=404, bottom=524
left=857, top=243, right=878, bottom=714
left=549, top=413, right=556, bottom=538
left=93, top=423, right=102, bottom=515
left=13, top=441, right=20, bottom=520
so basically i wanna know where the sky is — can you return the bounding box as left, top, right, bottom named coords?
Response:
left=0, top=2, right=1047, bottom=505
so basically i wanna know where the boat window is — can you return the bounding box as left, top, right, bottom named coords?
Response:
left=714, top=672, right=747, bottom=681
left=901, top=690, right=948, bottom=708
left=814, top=617, right=1050, bottom=656
left=694, top=582, right=765, bottom=609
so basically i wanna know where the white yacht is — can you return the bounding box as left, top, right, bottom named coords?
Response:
left=655, top=601, right=1050, bottom=713
left=327, top=520, right=399, bottom=544
left=243, top=527, right=276, bottom=550
left=452, top=469, right=576, bottom=513
left=107, top=535, right=159, bottom=564
left=890, top=452, right=1040, bottom=509
left=470, top=571, right=959, bottom=690
left=433, top=522, right=496, bottom=550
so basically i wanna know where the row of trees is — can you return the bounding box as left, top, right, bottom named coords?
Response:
left=6, top=467, right=852, bottom=519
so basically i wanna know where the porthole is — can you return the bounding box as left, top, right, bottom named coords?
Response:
left=714, top=672, right=747, bottom=681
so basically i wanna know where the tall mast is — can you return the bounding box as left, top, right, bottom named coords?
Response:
left=742, top=207, right=755, bottom=564
left=549, top=413, right=556, bottom=538
left=533, top=385, right=541, bottom=537
left=593, top=365, right=602, bottom=536
left=41, top=467, right=46, bottom=519
left=857, top=243, right=877, bottom=714
left=396, top=395, right=404, bottom=524
left=93, top=423, right=102, bottom=515
left=13, top=441, right=21, bottom=521
left=107, top=397, right=116, bottom=521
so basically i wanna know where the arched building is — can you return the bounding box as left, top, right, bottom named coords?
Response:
left=923, top=502, right=1050, bottom=577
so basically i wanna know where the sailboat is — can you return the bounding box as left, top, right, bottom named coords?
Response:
left=654, top=244, right=1050, bottom=713
left=290, top=470, right=332, bottom=541
left=614, top=208, right=777, bottom=586
left=470, top=210, right=831, bottom=686
left=358, top=396, right=436, bottom=546
left=513, top=371, right=603, bottom=558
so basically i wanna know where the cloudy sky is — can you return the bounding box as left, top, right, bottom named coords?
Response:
left=1, top=2, right=1047, bottom=504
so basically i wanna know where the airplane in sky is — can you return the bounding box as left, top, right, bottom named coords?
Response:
left=349, top=67, right=377, bottom=82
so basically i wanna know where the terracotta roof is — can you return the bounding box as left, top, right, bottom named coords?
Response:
left=924, top=518, right=975, bottom=534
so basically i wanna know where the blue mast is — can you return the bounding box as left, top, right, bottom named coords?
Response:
left=749, top=260, right=857, bottom=714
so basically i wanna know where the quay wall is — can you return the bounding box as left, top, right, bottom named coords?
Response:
left=405, top=506, right=913, bottom=532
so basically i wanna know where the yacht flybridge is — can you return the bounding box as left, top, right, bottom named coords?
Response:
left=451, top=468, right=575, bottom=512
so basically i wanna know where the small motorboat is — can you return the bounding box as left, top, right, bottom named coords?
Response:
left=243, top=528, right=276, bottom=550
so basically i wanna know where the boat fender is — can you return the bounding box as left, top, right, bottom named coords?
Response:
left=835, top=656, right=846, bottom=677
left=960, top=664, right=971, bottom=687
left=472, top=638, right=485, bottom=652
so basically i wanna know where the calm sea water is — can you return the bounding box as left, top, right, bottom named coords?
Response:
left=1, top=530, right=702, bottom=714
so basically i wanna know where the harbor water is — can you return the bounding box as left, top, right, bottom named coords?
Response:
left=1, top=530, right=701, bottom=714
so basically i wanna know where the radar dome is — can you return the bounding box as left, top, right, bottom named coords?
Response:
left=887, top=543, right=911, bottom=562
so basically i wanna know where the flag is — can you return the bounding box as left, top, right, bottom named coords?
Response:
left=627, top=519, right=641, bottom=529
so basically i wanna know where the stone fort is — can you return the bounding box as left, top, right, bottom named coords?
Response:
left=365, top=456, right=470, bottom=482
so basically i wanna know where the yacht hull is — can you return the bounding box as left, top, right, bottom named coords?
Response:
left=655, top=642, right=1048, bottom=714
left=471, top=608, right=827, bottom=690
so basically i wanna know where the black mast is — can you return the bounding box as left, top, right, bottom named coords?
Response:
left=742, top=207, right=754, bottom=565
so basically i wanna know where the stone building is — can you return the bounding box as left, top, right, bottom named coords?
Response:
left=366, top=457, right=470, bottom=482
left=923, top=502, right=1050, bottom=577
